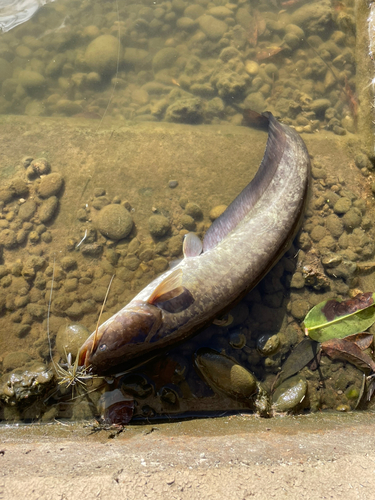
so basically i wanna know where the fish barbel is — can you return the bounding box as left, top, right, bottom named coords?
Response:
left=78, top=111, right=311, bottom=375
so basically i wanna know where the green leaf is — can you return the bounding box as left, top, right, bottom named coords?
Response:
left=303, top=292, right=375, bottom=342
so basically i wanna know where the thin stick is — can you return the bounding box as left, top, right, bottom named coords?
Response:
left=91, top=274, right=116, bottom=353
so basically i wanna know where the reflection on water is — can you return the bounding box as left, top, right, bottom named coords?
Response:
left=1, top=0, right=374, bottom=425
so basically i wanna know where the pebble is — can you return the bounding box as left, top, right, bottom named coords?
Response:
left=273, top=377, right=307, bottom=412
left=148, top=214, right=171, bottom=238
left=198, top=15, right=228, bottom=40
left=168, top=180, right=178, bottom=188
left=333, top=197, right=352, bottom=214
left=97, top=204, right=133, bottom=240
left=18, top=199, right=37, bottom=221
left=38, top=173, right=64, bottom=198
left=185, top=202, right=203, bottom=220
left=39, top=196, right=59, bottom=223
left=84, top=35, right=121, bottom=76
left=31, top=158, right=51, bottom=176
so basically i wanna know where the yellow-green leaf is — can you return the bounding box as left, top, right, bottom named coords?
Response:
left=303, top=292, right=375, bottom=342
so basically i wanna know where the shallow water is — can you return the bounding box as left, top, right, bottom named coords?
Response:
left=0, top=0, right=374, bottom=425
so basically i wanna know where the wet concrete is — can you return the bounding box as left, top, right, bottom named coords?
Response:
left=2, top=412, right=375, bottom=499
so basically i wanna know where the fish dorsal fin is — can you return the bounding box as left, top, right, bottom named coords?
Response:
left=183, top=232, right=203, bottom=258
left=148, top=268, right=183, bottom=305
left=202, top=111, right=287, bottom=252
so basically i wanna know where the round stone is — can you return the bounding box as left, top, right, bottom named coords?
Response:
left=38, top=173, right=64, bottom=198
left=148, top=214, right=171, bottom=238
left=97, top=204, right=133, bottom=240
left=56, top=323, right=90, bottom=360
left=84, top=35, right=122, bottom=76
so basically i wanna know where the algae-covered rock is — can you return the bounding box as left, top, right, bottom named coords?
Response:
left=165, top=98, right=204, bottom=123
left=18, top=70, right=46, bottom=90
left=84, top=35, right=122, bottom=76
left=152, top=47, right=179, bottom=72
left=198, top=15, right=227, bottom=40
left=148, top=214, right=171, bottom=238
left=97, top=204, right=133, bottom=240
left=0, top=362, right=53, bottom=406
left=291, top=0, right=332, bottom=35
left=195, top=347, right=257, bottom=400
left=18, top=199, right=37, bottom=221
left=38, top=173, right=64, bottom=198
left=0, top=58, right=12, bottom=83
left=39, top=196, right=59, bottom=223
left=273, top=376, right=308, bottom=412
left=123, top=48, right=149, bottom=66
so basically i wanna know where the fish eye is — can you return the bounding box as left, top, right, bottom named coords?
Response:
left=99, top=344, right=107, bottom=352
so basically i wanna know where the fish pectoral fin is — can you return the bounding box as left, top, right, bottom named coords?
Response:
left=148, top=268, right=183, bottom=305
left=154, top=286, right=195, bottom=313
left=183, top=232, right=203, bottom=258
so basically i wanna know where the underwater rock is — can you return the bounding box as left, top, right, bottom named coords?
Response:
left=198, top=15, right=227, bottom=40
left=291, top=0, right=332, bottom=35
left=184, top=202, right=203, bottom=220
left=97, top=204, right=133, bottom=240
left=273, top=376, right=308, bottom=412
left=195, top=347, right=257, bottom=400
left=333, top=197, right=352, bottom=214
left=84, top=35, right=122, bottom=76
left=148, top=214, right=171, bottom=238
left=0, top=58, right=12, bottom=83
left=3, top=351, right=32, bottom=372
left=123, top=48, right=149, bottom=66
left=0, top=361, right=53, bottom=406
left=56, top=323, right=90, bottom=360
left=325, top=213, right=344, bottom=238
left=18, top=199, right=37, bottom=221
left=165, top=97, right=204, bottom=123
left=38, top=173, right=64, bottom=198
left=31, top=158, right=50, bottom=176
left=180, top=214, right=196, bottom=231
left=257, top=333, right=280, bottom=357
left=38, top=196, right=59, bottom=223
left=18, top=70, right=46, bottom=91
left=10, top=177, right=29, bottom=197
left=152, top=48, right=179, bottom=72
left=209, top=205, right=227, bottom=221
left=0, top=229, right=17, bottom=249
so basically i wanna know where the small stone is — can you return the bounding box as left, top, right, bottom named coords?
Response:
left=38, top=196, right=59, bottom=223
left=80, top=243, right=103, bottom=257
left=97, top=204, right=133, bottom=240
left=10, top=178, right=29, bottom=197
left=273, top=377, right=307, bottom=412
left=290, top=271, right=305, bottom=289
left=198, top=15, right=228, bottom=40
left=31, top=158, right=51, bottom=175
left=185, top=202, right=203, bottom=220
left=0, top=229, right=17, bottom=249
left=290, top=299, right=310, bottom=319
left=153, top=257, right=169, bottom=273
left=18, top=199, right=37, bottom=221
left=148, top=214, right=171, bottom=238
left=168, top=180, right=178, bottom=188
left=152, top=48, right=179, bottom=72
left=38, top=173, right=64, bottom=198
left=333, top=197, right=352, bottom=214
left=84, top=35, right=122, bottom=76
left=310, top=98, right=331, bottom=114
left=180, top=214, right=196, bottom=231
left=342, top=208, right=362, bottom=231
left=209, top=205, right=227, bottom=221
left=257, top=333, right=280, bottom=356
left=56, top=323, right=90, bottom=359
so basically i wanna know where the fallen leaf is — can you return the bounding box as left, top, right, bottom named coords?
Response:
left=303, top=292, right=375, bottom=342
left=278, top=338, right=320, bottom=385
left=321, top=338, right=375, bottom=373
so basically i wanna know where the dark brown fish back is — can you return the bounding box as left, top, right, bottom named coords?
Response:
left=202, top=112, right=286, bottom=252
left=322, top=292, right=374, bottom=322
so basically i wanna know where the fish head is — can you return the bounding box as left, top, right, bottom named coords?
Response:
left=78, top=301, right=163, bottom=374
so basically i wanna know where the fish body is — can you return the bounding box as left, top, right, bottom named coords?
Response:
left=79, top=112, right=310, bottom=375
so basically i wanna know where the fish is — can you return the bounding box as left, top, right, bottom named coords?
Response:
left=78, top=111, right=311, bottom=375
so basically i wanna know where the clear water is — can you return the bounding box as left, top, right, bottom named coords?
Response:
left=0, top=0, right=373, bottom=425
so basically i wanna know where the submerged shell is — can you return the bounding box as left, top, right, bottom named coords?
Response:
left=194, top=348, right=257, bottom=400
left=272, top=376, right=307, bottom=412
